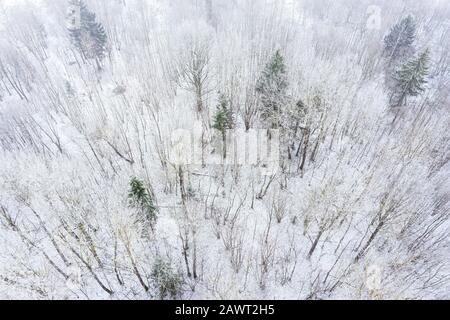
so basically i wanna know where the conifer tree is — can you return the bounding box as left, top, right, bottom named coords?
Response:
left=212, top=93, right=234, bottom=159
left=256, top=50, right=288, bottom=129
left=151, top=258, right=183, bottom=300
left=384, top=15, right=416, bottom=64
left=128, top=177, right=157, bottom=230
left=390, top=49, right=430, bottom=108
left=68, top=0, right=107, bottom=69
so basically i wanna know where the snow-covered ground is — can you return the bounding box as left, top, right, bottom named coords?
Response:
left=0, top=0, right=448, bottom=300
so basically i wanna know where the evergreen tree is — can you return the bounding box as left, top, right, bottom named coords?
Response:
left=212, top=93, right=234, bottom=158
left=384, top=15, right=416, bottom=64
left=256, top=50, right=288, bottom=128
left=128, top=177, right=157, bottom=229
left=68, top=0, right=107, bottom=68
left=390, top=49, right=430, bottom=108
left=151, top=258, right=183, bottom=300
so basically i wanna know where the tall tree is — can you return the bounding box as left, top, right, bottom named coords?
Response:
left=68, top=0, right=107, bottom=69
left=256, top=50, right=288, bottom=129
left=390, top=49, right=430, bottom=109
left=384, top=15, right=416, bottom=64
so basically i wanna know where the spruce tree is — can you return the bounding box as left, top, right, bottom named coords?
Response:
left=384, top=15, right=416, bottom=64
left=212, top=93, right=234, bottom=158
left=128, top=177, right=157, bottom=230
left=390, top=49, right=430, bottom=108
left=256, top=50, right=288, bottom=129
left=68, top=0, right=107, bottom=68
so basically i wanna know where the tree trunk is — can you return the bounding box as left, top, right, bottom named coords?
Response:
left=308, top=229, right=323, bottom=259
left=355, top=221, right=384, bottom=262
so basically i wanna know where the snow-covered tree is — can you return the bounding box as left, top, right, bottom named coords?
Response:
left=68, top=0, right=107, bottom=69
left=256, top=50, right=289, bottom=129
left=151, top=258, right=183, bottom=300
left=178, top=42, right=210, bottom=116
left=384, top=15, right=416, bottom=64
left=390, top=49, right=430, bottom=108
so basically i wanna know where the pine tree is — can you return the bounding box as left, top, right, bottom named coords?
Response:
left=68, top=0, right=107, bottom=68
left=256, top=50, right=288, bottom=128
left=212, top=93, right=234, bottom=158
left=390, top=49, right=430, bottom=108
left=128, top=177, right=157, bottom=230
left=384, top=15, right=416, bottom=64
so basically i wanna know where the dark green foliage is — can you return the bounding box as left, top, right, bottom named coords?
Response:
left=212, top=93, right=234, bottom=159
left=212, top=93, right=234, bottom=133
left=384, top=15, right=416, bottom=63
left=68, top=0, right=107, bottom=65
left=151, top=258, right=183, bottom=300
left=256, top=50, right=288, bottom=128
left=390, top=49, right=430, bottom=107
left=128, top=177, right=157, bottom=225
